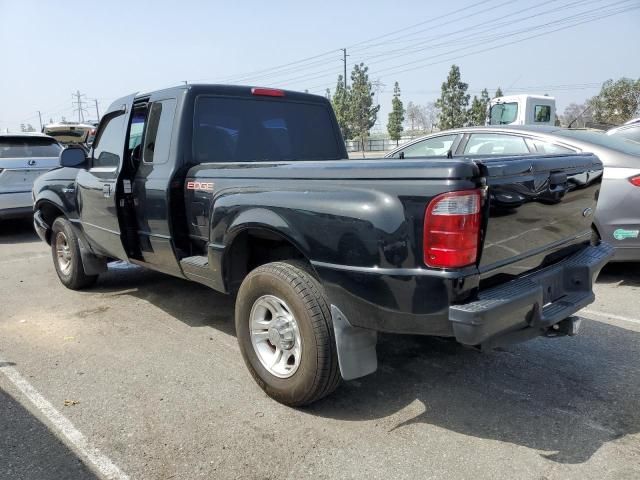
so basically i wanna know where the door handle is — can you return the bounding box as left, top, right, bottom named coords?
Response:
left=102, top=184, right=111, bottom=198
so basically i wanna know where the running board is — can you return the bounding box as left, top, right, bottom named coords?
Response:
left=179, top=256, right=217, bottom=288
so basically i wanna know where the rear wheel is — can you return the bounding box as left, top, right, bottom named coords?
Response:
left=51, top=217, right=98, bottom=290
left=235, top=261, right=341, bottom=406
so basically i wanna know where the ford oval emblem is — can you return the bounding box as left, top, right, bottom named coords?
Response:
left=582, top=207, right=593, bottom=217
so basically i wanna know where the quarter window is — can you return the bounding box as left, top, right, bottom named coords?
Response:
left=92, top=114, right=125, bottom=169
left=525, top=138, right=574, bottom=154
left=394, top=135, right=457, bottom=158
left=143, top=99, right=176, bottom=164
left=464, top=133, right=530, bottom=155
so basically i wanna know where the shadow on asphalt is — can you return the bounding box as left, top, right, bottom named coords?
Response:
left=0, top=385, right=98, bottom=479
left=4, top=215, right=634, bottom=467
left=596, top=262, right=640, bottom=287
left=0, top=218, right=39, bottom=245
left=82, top=261, right=640, bottom=466
left=307, top=322, right=640, bottom=465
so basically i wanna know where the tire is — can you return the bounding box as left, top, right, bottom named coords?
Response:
left=51, top=217, right=98, bottom=290
left=235, top=261, right=341, bottom=406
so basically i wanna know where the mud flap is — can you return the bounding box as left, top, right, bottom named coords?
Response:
left=69, top=223, right=108, bottom=276
left=331, top=305, right=377, bottom=380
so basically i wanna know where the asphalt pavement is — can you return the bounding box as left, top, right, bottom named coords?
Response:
left=0, top=218, right=639, bottom=479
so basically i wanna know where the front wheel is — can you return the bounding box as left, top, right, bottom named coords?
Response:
left=235, top=261, right=341, bottom=406
left=51, top=217, right=98, bottom=290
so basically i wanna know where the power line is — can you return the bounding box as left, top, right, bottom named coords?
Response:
left=187, top=0, right=500, bottom=85
left=233, top=0, right=614, bottom=89
left=303, top=1, right=637, bottom=92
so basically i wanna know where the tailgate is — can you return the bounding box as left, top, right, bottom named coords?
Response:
left=0, top=156, right=60, bottom=193
left=476, top=153, right=603, bottom=278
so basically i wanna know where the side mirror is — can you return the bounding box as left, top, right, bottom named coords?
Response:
left=60, top=147, right=87, bottom=168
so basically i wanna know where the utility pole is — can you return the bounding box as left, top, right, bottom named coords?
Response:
left=72, top=90, right=88, bottom=123
left=93, top=99, right=100, bottom=121
left=341, top=48, right=349, bottom=89
left=37, top=111, right=43, bottom=131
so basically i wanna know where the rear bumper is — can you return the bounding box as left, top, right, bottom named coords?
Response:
left=450, top=242, right=614, bottom=346
left=314, top=242, right=613, bottom=347
left=0, top=192, right=32, bottom=219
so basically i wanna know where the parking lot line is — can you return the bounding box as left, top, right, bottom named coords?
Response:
left=581, top=308, right=640, bottom=325
left=0, top=359, right=129, bottom=480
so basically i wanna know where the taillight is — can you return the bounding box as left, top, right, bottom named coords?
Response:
left=424, top=189, right=482, bottom=268
left=629, top=175, right=640, bottom=187
left=251, top=87, right=285, bottom=97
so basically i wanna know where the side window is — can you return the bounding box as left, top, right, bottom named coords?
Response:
left=525, top=138, right=574, bottom=154
left=463, top=133, right=530, bottom=155
left=395, top=135, right=457, bottom=158
left=92, top=114, right=125, bottom=169
left=534, top=105, right=551, bottom=123
left=128, top=110, right=146, bottom=150
left=143, top=99, right=177, bottom=164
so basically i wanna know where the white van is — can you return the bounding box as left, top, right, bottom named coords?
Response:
left=488, top=95, right=556, bottom=126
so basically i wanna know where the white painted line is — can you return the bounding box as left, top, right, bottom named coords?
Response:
left=581, top=309, right=640, bottom=326
left=0, top=360, right=129, bottom=480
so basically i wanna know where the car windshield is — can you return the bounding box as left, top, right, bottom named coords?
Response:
left=557, top=129, right=640, bottom=156
left=489, top=102, right=518, bottom=125
left=0, top=137, right=62, bottom=158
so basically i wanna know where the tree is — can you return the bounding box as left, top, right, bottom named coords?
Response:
left=436, top=65, right=470, bottom=130
left=494, top=87, right=503, bottom=98
left=589, top=77, right=640, bottom=125
left=468, top=88, right=490, bottom=126
left=561, top=103, right=592, bottom=127
left=25, top=123, right=35, bottom=132
left=387, top=82, right=404, bottom=144
left=405, top=101, right=419, bottom=131
left=331, top=75, right=352, bottom=140
left=325, top=88, right=331, bottom=100
left=420, top=102, right=440, bottom=132
left=349, top=63, right=380, bottom=152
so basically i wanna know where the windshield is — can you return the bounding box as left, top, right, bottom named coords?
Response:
left=193, top=97, right=344, bottom=163
left=489, top=102, right=518, bottom=125
left=557, top=129, right=640, bottom=156
left=0, top=137, right=62, bottom=158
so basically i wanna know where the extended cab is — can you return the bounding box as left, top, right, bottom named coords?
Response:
left=33, top=85, right=612, bottom=406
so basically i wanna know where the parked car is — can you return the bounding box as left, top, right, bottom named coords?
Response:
left=386, top=126, right=640, bottom=262
left=607, top=122, right=640, bottom=143
left=32, top=85, right=611, bottom=406
left=42, top=122, right=94, bottom=146
left=0, top=132, right=62, bottom=219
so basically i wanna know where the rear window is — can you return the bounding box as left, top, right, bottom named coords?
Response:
left=557, top=129, right=640, bottom=156
left=193, top=96, right=343, bottom=163
left=0, top=137, right=62, bottom=158
left=608, top=126, right=640, bottom=143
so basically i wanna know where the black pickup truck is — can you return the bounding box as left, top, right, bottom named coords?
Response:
left=33, top=84, right=612, bottom=406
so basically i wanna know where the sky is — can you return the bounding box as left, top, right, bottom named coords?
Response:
left=1, top=0, right=638, bottom=133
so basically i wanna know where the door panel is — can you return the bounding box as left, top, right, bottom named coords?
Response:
left=76, top=94, right=136, bottom=260
left=132, top=96, right=182, bottom=275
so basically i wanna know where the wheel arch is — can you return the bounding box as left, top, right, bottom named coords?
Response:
left=223, top=224, right=317, bottom=294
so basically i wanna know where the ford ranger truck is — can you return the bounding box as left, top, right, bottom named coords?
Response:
left=32, top=85, right=613, bottom=406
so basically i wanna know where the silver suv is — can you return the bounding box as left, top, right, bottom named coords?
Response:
left=0, top=132, right=62, bottom=220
